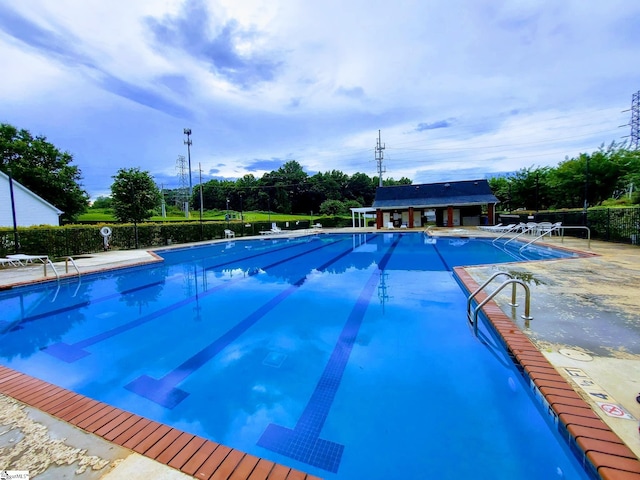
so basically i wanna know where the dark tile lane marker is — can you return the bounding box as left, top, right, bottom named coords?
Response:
left=44, top=238, right=349, bottom=363
left=256, top=234, right=402, bottom=473
left=124, top=237, right=373, bottom=409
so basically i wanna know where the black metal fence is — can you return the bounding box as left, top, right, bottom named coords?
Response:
left=498, top=207, right=640, bottom=245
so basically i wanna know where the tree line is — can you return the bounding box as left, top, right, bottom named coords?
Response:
left=164, top=160, right=411, bottom=216
left=3, top=122, right=639, bottom=225
left=488, top=142, right=640, bottom=211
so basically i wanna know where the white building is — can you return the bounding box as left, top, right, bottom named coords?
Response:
left=0, top=171, right=63, bottom=227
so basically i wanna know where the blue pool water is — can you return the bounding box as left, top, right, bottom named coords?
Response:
left=0, top=233, right=587, bottom=479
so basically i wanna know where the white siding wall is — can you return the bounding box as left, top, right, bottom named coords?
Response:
left=1, top=176, right=61, bottom=227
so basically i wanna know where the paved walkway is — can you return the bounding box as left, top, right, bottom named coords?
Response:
left=1, top=228, right=639, bottom=478
left=448, top=229, right=640, bottom=460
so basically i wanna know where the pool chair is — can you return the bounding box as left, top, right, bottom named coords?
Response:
left=0, top=258, right=20, bottom=267
left=6, top=254, right=49, bottom=265
left=270, top=223, right=282, bottom=234
left=224, top=229, right=235, bottom=239
left=478, top=223, right=502, bottom=231
left=537, top=221, right=562, bottom=236
left=387, top=222, right=395, bottom=229
left=490, top=223, right=520, bottom=233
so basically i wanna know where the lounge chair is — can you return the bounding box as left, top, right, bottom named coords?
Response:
left=478, top=223, right=502, bottom=231
left=6, top=254, right=49, bottom=265
left=537, top=221, right=562, bottom=236
left=270, top=223, right=282, bottom=234
left=387, top=222, right=394, bottom=229
left=0, top=258, right=20, bottom=267
left=224, top=229, right=235, bottom=238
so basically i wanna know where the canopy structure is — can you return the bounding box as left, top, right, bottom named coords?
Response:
left=350, top=207, right=376, bottom=228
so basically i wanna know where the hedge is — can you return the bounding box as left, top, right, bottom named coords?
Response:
left=0, top=216, right=353, bottom=258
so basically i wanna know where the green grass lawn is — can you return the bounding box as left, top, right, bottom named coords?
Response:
left=77, top=209, right=319, bottom=223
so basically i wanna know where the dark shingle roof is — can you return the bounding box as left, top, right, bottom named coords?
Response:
left=372, top=179, right=498, bottom=209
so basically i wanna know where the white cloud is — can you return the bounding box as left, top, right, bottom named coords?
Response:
left=0, top=0, right=638, bottom=198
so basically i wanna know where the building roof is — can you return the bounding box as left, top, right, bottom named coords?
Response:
left=372, top=179, right=498, bottom=209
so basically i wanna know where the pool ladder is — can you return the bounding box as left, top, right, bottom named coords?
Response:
left=45, top=257, right=81, bottom=280
left=466, top=272, right=533, bottom=336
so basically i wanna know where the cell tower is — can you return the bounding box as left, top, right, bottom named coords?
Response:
left=630, top=90, right=640, bottom=150
left=176, top=155, right=190, bottom=209
left=375, top=130, right=386, bottom=187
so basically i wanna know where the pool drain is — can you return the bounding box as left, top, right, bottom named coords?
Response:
left=263, top=351, right=287, bottom=368
left=558, top=348, right=593, bottom=361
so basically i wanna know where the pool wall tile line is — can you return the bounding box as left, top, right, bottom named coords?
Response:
left=454, top=267, right=640, bottom=480
left=0, top=366, right=322, bottom=480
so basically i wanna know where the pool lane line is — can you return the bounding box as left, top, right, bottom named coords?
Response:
left=429, top=240, right=451, bottom=271
left=43, top=237, right=353, bottom=364
left=6, top=239, right=316, bottom=333
left=4, top=280, right=167, bottom=332
left=256, top=234, right=403, bottom=474
left=124, top=236, right=376, bottom=409
left=163, top=236, right=318, bottom=272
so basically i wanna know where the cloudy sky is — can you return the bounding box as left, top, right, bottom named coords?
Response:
left=1, top=1, right=638, bottom=200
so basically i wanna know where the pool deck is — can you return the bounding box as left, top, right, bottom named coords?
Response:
left=1, top=227, right=639, bottom=479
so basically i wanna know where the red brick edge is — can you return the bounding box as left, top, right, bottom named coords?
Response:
left=454, top=267, right=640, bottom=480
left=0, top=366, right=321, bottom=480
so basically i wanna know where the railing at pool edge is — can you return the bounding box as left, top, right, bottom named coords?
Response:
left=45, top=256, right=81, bottom=280
left=519, top=225, right=591, bottom=252
left=467, top=272, right=533, bottom=336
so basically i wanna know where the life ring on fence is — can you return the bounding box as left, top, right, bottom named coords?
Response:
left=100, top=226, right=112, bottom=237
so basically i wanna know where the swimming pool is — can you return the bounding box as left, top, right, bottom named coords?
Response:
left=0, top=233, right=588, bottom=479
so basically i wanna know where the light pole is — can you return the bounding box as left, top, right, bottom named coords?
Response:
left=239, top=194, right=244, bottom=236
left=7, top=169, right=20, bottom=253
left=226, top=197, right=230, bottom=228
left=183, top=128, right=193, bottom=197
left=199, top=163, right=204, bottom=240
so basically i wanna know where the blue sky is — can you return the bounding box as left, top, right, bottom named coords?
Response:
left=1, top=1, right=638, bottom=200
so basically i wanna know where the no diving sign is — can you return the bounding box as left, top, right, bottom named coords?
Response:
left=597, top=402, right=634, bottom=420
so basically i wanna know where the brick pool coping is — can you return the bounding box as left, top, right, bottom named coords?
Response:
left=454, top=267, right=640, bottom=480
left=0, top=365, right=320, bottom=480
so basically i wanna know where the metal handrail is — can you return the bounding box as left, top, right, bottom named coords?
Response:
left=518, top=225, right=562, bottom=252
left=503, top=224, right=538, bottom=246
left=466, top=272, right=514, bottom=321
left=45, top=258, right=59, bottom=280
left=65, top=257, right=81, bottom=277
left=491, top=223, right=524, bottom=244
left=559, top=226, right=591, bottom=249
left=471, top=279, right=533, bottom=336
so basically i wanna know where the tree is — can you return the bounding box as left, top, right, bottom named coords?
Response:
left=319, top=199, right=346, bottom=216
left=111, top=168, right=161, bottom=248
left=0, top=123, right=89, bottom=221
left=91, top=196, right=113, bottom=209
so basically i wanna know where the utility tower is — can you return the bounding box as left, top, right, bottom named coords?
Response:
left=375, top=130, right=386, bottom=187
left=631, top=91, right=640, bottom=150
left=176, top=155, right=190, bottom=210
